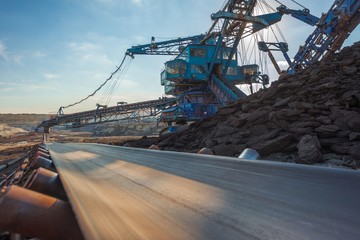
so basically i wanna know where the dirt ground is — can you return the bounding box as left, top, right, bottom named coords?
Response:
left=0, top=131, right=144, bottom=162
left=0, top=135, right=41, bottom=163
left=0, top=130, right=145, bottom=184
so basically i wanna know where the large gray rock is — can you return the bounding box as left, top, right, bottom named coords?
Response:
left=224, top=116, right=247, bottom=128
left=338, top=58, right=353, bottom=66
left=212, top=143, right=246, bottom=157
left=290, top=121, right=320, bottom=129
left=217, top=106, right=236, bottom=115
left=288, top=127, right=313, bottom=135
left=349, top=132, right=360, bottom=141
left=214, top=125, right=238, bottom=138
left=340, top=90, right=360, bottom=107
left=343, top=66, right=358, bottom=75
left=331, top=109, right=360, bottom=131
left=343, top=111, right=360, bottom=131
left=200, top=119, right=218, bottom=129
left=330, top=143, right=350, bottom=155
left=249, top=124, right=269, bottom=137
left=315, top=125, right=340, bottom=138
left=204, top=139, right=218, bottom=148
left=273, top=96, right=293, bottom=107
left=277, top=82, right=303, bottom=91
left=316, top=116, right=332, bottom=125
left=247, top=129, right=281, bottom=146
left=231, top=131, right=250, bottom=143
left=297, top=135, right=323, bottom=164
left=242, top=102, right=261, bottom=112
left=252, top=134, right=295, bottom=156
left=275, top=109, right=300, bottom=120
left=288, top=101, right=315, bottom=110
left=246, top=109, right=270, bottom=122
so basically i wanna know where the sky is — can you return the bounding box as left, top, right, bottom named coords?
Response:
left=0, top=0, right=359, bottom=114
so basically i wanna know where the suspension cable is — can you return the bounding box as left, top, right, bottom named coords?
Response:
left=275, top=0, right=308, bottom=11
left=261, top=0, right=276, bottom=11
left=274, top=0, right=285, bottom=6
left=289, top=0, right=307, bottom=10
left=61, top=54, right=129, bottom=109
left=105, top=57, right=133, bottom=106
left=260, top=1, right=287, bottom=43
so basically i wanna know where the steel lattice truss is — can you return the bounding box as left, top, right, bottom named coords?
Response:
left=39, top=98, right=176, bottom=129
left=289, top=0, right=360, bottom=72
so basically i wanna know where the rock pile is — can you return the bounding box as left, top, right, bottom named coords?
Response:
left=92, top=122, right=162, bottom=136
left=0, top=124, right=28, bottom=138
left=155, top=42, right=360, bottom=168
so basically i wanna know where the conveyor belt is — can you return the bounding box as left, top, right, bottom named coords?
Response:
left=48, top=143, right=360, bottom=240
left=38, top=97, right=175, bottom=128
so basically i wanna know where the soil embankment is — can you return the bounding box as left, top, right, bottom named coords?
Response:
left=0, top=114, right=48, bottom=131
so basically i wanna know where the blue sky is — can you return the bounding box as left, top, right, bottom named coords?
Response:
left=0, top=0, right=359, bottom=114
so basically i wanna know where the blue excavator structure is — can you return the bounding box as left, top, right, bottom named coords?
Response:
left=126, top=0, right=360, bottom=124
left=39, top=0, right=360, bottom=131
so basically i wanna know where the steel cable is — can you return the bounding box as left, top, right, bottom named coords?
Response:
left=105, top=57, right=133, bottom=106
left=61, top=54, right=128, bottom=109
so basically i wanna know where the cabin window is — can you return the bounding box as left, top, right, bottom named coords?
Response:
left=223, top=51, right=230, bottom=60
left=242, top=65, right=259, bottom=75
left=222, top=50, right=236, bottom=60
left=190, top=48, right=206, bottom=57
left=226, top=67, right=238, bottom=75
left=178, top=49, right=189, bottom=61
left=166, top=61, right=186, bottom=75
left=191, top=65, right=206, bottom=74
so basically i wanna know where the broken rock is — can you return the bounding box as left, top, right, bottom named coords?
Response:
left=297, top=135, right=323, bottom=164
left=252, top=134, right=295, bottom=156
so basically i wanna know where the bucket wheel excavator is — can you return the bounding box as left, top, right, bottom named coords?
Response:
left=39, top=0, right=360, bottom=131
left=126, top=0, right=360, bottom=125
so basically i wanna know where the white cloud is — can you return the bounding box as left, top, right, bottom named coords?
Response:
left=0, top=87, right=14, bottom=92
left=80, top=53, right=113, bottom=65
left=12, top=54, right=23, bottom=64
left=0, top=40, right=23, bottom=64
left=66, top=41, right=116, bottom=67
left=68, top=42, right=100, bottom=52
left=132, top=35, right=148, bottom=44
left=117, top=78, right=138, bottom=88
left=0, top=82, right=54, bottom=92
left=131, top=0, right=142, bottom=6
left=34, top=51, right=47, bottom=58
left=277, top=60, right=290, bottom=70
left=0, top=41, right=9, bottom=61
left=94, top=0, right=117, bottom=6
left=93, top=0, right=143, bottom=7
left=43, top=73, right=60, bottom=80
